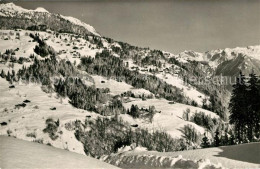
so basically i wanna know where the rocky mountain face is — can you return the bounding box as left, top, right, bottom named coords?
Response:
left=175, top=46, right=260, bottom=77
left=0, top=3, right=100, bottom=36
left=207, top=46, right=260, bottom=76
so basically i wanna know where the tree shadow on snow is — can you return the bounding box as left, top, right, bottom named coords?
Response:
left=214, top=143, right=260, bottom=164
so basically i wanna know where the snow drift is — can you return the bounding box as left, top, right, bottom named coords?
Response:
left=100, top=153, right=224, bottom=169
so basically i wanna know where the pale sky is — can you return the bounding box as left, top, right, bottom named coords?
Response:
left=14, top=0, right=260, bottom=54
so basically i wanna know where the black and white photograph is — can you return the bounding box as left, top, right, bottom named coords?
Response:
left=0, top=0, right=259, bottom=168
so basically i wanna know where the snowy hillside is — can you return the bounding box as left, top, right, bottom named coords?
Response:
left=176, top=50, right=204, bottom=62
left=0, top=77, right=95, bottom=155
left=0, top=136, right=119, bottom=169
left=0, top=29, right=219, bottom=146
left=0, top=3, right=100, bottom=36
left=121, top=98, right=218, bottom=138
left=0, top=28, right=222, bottom=158
left=0, top=29, right=207, bottom=103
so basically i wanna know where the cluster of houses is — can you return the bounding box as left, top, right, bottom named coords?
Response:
left=125, top=60, right=181, bottom=76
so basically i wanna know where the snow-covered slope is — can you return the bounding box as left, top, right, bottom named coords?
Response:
left=34, top=7, right=49, bottom=13
left=174, top=45, right=260, bottom=65
left=206, top=46, right=260, bottom=62
left=177, top=50, right=204, bottom=62
left=0, top=77, right=99, bottom=155
left=0, top=136, right=119, bottom=169
left=0, top=30, right=38, bottom=59
left=173, top=45, right=260, bottom=76
left=204, top=45, right=260, bottom=72
left=60, top=15, right=99, bottom=36
left=0, top=3, right=100, bottom=36
left=101, top=143, right=260, bottom=169
left=0, top=29, right=219, bottom=142
left=0, top=2, right=31, bottom=14
left=0, top=3, right=49, bottom=14
left=155, top=73, right=207, bottom=105
left=121, top=98, right=219, bottom=138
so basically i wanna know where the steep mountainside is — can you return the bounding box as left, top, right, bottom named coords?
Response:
left=0, top=3, right=100, bottom=36
left=175, top=45, right=260, bottom=77
left=209, top=46, right=260, bottom=76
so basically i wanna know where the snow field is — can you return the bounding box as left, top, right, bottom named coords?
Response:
left=0, top=136, right=119, bottom=169
left=0, top=78, right=101, bottom=155
left=121, top=98, right=219, bottom=138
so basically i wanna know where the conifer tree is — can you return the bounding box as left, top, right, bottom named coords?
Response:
left=229, top=131, right=236, bottom=145
left=128, top=105, right=140, bottom=118
left=0, top=69, right=6, bottom=78
left=6, top=71, right=11, bottom=81
left=223, top=131, right=229, bottom=145
left=12, top=70, right=15, bottom=77
left=229, top=71, right=247, bottom=142
left=201, top=133, right=210, bottom=148
left=247, top=71, right=260, bottom=140
left=214, top=129, right=220, bottom=147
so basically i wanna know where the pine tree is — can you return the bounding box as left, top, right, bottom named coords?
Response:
left=201, top=133, right=210, bottom=148
left=12, top=70, right=15, bottom=77
left=229, top=71, right=247, bottom=142
left=223, top=131, right=229, bottom=145
left=214, top=129, right=220, bottom=147
left=229, top=132, right=235, bottom=145
left=6, top=71, right=11, bottom=81
left=0, top=69, right=6, bottom=78
left=248, top=72, right=260, bottom=140
left=220, top=130, right=229, bottom=146
left=257, top=78, right=260, bottom=139
left=128, top=105, right=140, bottom=118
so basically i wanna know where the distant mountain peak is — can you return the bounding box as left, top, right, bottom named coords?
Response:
left=34, top=7, right=49, bottom=13
left=0, top=2, right=28, bottom=13
left=207, top=45, right=260, bottom=61
left=0, top=3, right=49, bottom=13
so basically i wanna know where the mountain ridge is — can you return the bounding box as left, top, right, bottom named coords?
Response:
left=0, top=2, right=100, bottom=36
